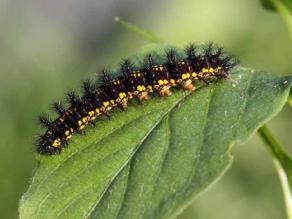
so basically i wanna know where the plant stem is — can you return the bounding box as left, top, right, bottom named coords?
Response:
left=258, top=125, right=284, bottom=161
left=114, top=17, right=162, bottom=43
left=258, top=125, right=292, bottom=219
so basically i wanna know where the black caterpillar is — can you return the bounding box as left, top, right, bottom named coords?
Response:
left=37, top=43, right=237, bottom=155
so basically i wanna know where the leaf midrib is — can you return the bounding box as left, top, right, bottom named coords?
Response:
left=81, top=89, right=196, bottom=218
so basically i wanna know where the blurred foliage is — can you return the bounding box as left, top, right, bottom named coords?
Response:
left=261, top=0, right=292, bottom=38
left=0, top=0, right=292, bottom=218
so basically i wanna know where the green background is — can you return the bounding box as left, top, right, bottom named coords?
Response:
left=0, top=0, right=291, bottom=218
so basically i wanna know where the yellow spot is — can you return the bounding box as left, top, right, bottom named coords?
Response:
left=82, top=117, right=88, bottom=123
left=66, top=134, right=72, bottom=140
left=147, top=85, right=153, bottom=92
left=59, top=118, right=64, bottom=122
left=88, top=111, right=94, bottom=116
left=170, top=79, right=176, bottom=85
left=103, top=101, right=110, bottom=107
left=158, top=80, right=164, bottom=85
left=79, top=125, right=85, bottom=130
left=127, top=92, right=133, bottom=98
left=113, top=80, right=120, bottom=85
left=65, top=130, right=70, bottom=136
left=95, top=108, right=100, bottom=114
left=119, top=92, right=126, bottom=99
left=137, top=73, right=141, bottom=77
left=78, top=120, right=83, bottom=126
left=209, top=67, right=214, bottom=73
left=192, top=72, right=197, bottom=77
left=164, top=80, right=168, bottom=85
left=202, top=68, right=208, bottom=73
left=70, top=128, right=74, bottom=132
left=159, top=66, right=164, bottom=71
left=137, top=85, right=144, bottom=92
left=52, top=138, right=61, bottom=148
left=182, top=74, right=187, bottom=80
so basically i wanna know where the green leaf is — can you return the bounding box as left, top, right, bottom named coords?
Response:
left=19, top=45, right=292, bottom=219
left=258, top=125, right=292, bottom=219
left=261, top=0, right=292, bottom=38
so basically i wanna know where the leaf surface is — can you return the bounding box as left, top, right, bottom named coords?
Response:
left=19, top=45, right=292, bottom=219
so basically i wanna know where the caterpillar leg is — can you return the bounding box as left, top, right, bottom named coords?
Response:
left=138, top=92, right=150, bottom=102
left=182, top=80, right=196, bottom=92
left=159, top=87, right=172, bottom=97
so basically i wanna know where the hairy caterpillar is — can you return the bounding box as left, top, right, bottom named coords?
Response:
left=37, top=43, right=237, bottom=155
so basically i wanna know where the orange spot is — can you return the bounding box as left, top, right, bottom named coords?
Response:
left=182, top=80, right=196, bottom=92
left=160, top=87, right=172, bottom=96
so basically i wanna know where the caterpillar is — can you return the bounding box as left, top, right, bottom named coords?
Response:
left=37, top=43, right=237, bottom=155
